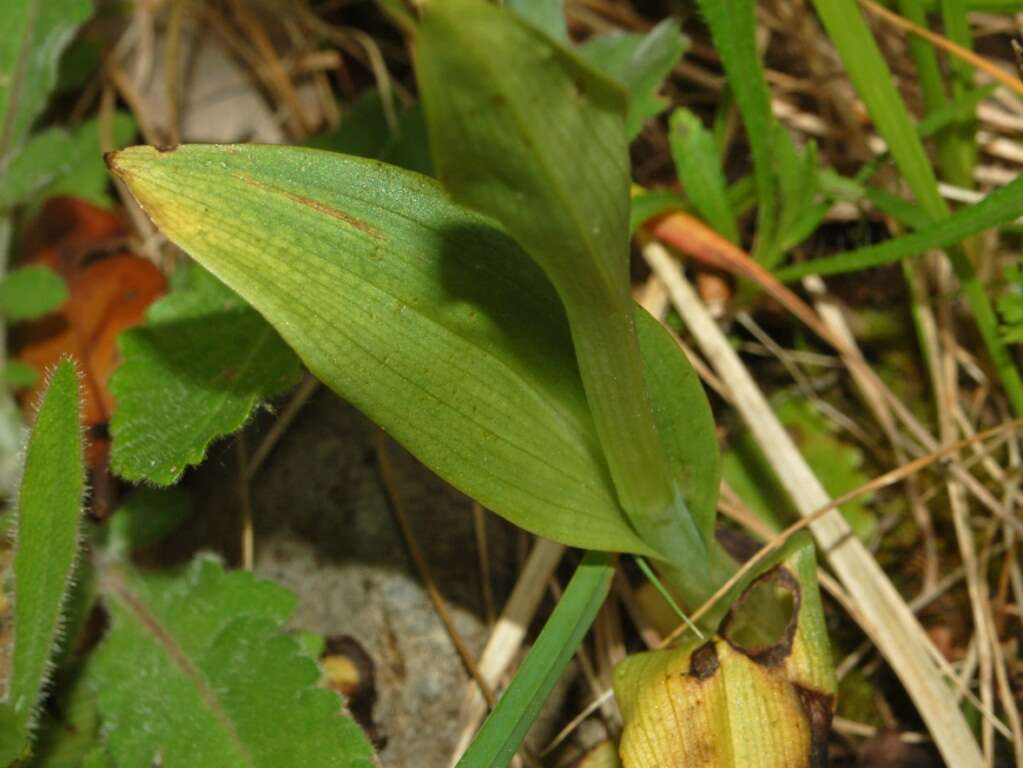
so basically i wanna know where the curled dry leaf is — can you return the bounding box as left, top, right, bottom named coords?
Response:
left=614, top=544, right=835, bottom=768
left=12, top=196, right=166, bottom=468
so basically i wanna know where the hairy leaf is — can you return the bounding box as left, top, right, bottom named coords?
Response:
left=0, top=360, right=84, bottom=764
left=88, top=556, right=375, bottom=767
left=108, top=144, right=720, bottom=558
left=0, top=0, right=93, bottom=163
left=109, top=264, right=299, bottom=486
left=0, top=265, right=67, bottom=320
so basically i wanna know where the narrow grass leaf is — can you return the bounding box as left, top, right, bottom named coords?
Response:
left=776, top=146, right=1023, bottom=281
left=0, top=360, right=84, bottom=764
left=811, top=0, right=1023, bottom=416
left=108, top=144, right=721, bottom=565
left=457, top=551, right=614, bottom=768
left=695, top=0, right=778, bottom=261
left=668, top=108, right=739, bottom=243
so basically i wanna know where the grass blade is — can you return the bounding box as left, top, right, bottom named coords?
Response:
left=695, top=0, right=778, bottom=261
left=668, top=108, right=739, bottom=244
left=456, top=551, right=614, bottom=768
left=810, top=0, right=1023, bottom=416
left=776, top=174, right=1023, bottom=280
left=0, top=360, right=84, bottom=764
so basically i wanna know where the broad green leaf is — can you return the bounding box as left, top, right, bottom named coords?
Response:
left=108, top=143, right=723, bottom=562
left=0, top=360, right=84, bottom=765
left=0, top=264, right=68, bottom=320
left=0, top=0, right=93, bottom=163
left=416, top=0, right=713, bottom=578
left=667, top=108, right=739, bottom=244
left=578, top=19, right=688, bottom=139
left=776, top=173, right=1023, bottom=281
left=109, top=264, right=301, bottom=486
left=306, top=91, right=431, bottom=176
left=457, top=551, right=614, bottom=768
left=88, top=556, right=375, bottom=767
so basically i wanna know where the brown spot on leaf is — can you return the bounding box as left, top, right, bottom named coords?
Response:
left=688, top=642, right=719, bottom=681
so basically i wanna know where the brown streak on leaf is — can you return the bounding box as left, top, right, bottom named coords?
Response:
left=793, top=684, right=835, bottom=768
left=236, top=173, right=385, bottom=240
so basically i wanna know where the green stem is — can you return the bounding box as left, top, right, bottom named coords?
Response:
left=562, top=286, right=713, bottom=579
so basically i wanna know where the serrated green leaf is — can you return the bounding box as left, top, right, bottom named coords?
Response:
left=88, top=556, right=375, bottom=768
left=458, top=551, right=613, bottom=768
left=0, top=0, right=93, bottom=164
left=578, top=19, right=687, bottom=139
left=668, top=108, right=738, bottom=243
left=416, top=0, right=716, bottom=582
left=773, top=128, right=827, bottom=252
left=109, top=265, right=301, bottom=485
left=0, top=360, right=84, bottom=764
left=0, top=265, right=68, bottom=320
left=107, top=144, right=723, bottom=569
